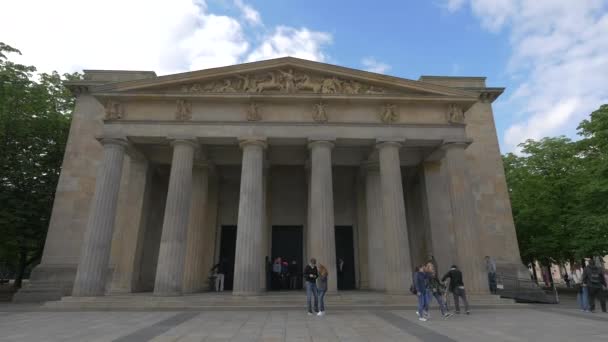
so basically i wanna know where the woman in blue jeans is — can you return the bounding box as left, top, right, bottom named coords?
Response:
left=317, top=264, right=328, bottom=316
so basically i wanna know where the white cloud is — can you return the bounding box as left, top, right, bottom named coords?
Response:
left=361, top=57, right=391, bottom=74
left=234, top=0, right=262, bottom=26
left=246, top=26, right=332, bottom=62
left=443, top=0, right=466, bottom=12
left=0, top=0, right=332, bottom=75
left=445, top=0, right=608, bottom=152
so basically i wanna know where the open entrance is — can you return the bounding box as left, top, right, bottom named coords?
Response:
left=335, top=225, right=356, bottom=290
left=271, top=226, right=303, bottom=290
left=218, top=225, right=237, bottom=291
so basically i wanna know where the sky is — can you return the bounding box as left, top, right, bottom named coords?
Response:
left=2, top=0, right=607, bottom=153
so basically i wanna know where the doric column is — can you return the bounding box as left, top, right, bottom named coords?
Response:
left=72, top=137, right=128, bottom=297
left=233, top=138, right=267, bottom=295
left=376, top=140, right=412, bottom=293
left=308, top=139, right=337, bottom=293
left=154, top=138, right=197, bottom=296
left=363, top=162, right=386, bottom=291
left=442, top=142, right=487, bottom=293
left=182, top=161, right=210, bottom=294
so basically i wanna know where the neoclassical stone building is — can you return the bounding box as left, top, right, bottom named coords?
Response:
left=15, top=57, right=525, bottom=302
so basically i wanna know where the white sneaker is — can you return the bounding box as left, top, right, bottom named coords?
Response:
left=307, top=312, right=313, bottom=316
left=418, top=317, right=428, bottom=322
left=415, top=311, right=420, bottom=317
left=317, top=311, right=325, bottom=316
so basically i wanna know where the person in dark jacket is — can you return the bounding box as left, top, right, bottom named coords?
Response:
left=426, top=262, right=452, bottom=318
left=415, top=264, right=429, bottom=321
left=442, top=265, right=470, bottom=314
left=289, top=260, right=299, bottom=290
left=582, top=259, right=607, bottom=313
left=303, top=258, right=319, bottom=315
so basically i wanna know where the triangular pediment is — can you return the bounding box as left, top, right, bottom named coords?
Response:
left=90, top=57, right=478, bottom=100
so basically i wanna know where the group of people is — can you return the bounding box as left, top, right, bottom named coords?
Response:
left=413, top=260, right=470, bottom=322
left=271, top=257, right=300, bottom=290
left=573, top=260, right=607, bottom=313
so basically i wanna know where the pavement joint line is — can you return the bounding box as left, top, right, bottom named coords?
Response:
left=111, top=311, right=199, bottom=342
left=374, top=310, right=458, bottom=342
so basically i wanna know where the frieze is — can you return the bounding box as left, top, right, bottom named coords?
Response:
left=175, top=99, right=192, bottom=121
left=178, top=69, right=392, bottom=95
left=379, top=103, right=398, bottom=123
left=312, top=102, right=328, bottom=123
left=446, top=104, right=465, bottom=124
left=104, top=100, right=124, bottom=120
left=246, top=102, right=261, bottom=121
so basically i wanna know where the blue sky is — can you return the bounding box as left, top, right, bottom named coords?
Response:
left=3, top=0, right=607, bottom=153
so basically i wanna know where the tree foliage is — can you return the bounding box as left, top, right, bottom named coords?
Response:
left=504, top=105, right=608, bottom=265
left=0, top=42, right=80, bottom=287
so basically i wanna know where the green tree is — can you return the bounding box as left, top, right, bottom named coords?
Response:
left=0, top=43, right=80, bottom=288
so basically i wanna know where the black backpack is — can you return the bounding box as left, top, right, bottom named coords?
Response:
left=589, top=267, right=603, bottom=287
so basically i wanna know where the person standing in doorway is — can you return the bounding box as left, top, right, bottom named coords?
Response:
left=211, top=258, right=227, bottom=292
left=415, top=264, right=429, bottom=321
left=289, top=260, right=299, bottom=290
left=442, top=265, right=470, bottom=315
left=317, top=264, right=329, bottom=316
left=485, top=256, right=497, bottom=294
left=304, top=258, right=319, bottom=315
left=583, top=259, right=607, bottom=313
left=337, top=258, right=345, bottom=289
left=272, top=257, right=282, bottom=290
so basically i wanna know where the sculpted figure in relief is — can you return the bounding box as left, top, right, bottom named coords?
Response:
left=217, top=79, right=237, bottom=92
left=313, top=102, right=328, bottom=123
left=447, top=104, right=465, bottom=123
left=295, top=74, right=321, bottom=92
left=235, top=74, right=256, bottom=93
left=379, top=103, right=398, bottom=123
left=366, top=85, right=385, bottom=95
left=104, top=100, right=123, bottom=120
left=321, top=77, right=342, bottom=94
left=175, top=99, right=192, bottom=121
left=246, top=102, right=261, bottom=121
left=278, top=69, right=297, bottom=93
left=342, top=80, right=362, bottom=94
left=256, top=73, right=282, bottom=93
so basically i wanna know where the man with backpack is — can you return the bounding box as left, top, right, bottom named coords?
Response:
left=583, top=259, right=607, bottom=313
left=442, top=265, right=470, bottom=315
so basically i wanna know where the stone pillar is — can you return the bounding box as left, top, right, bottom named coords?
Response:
left=154, top=138, right=197, bottom=296
left=363, top=162, right=386, bottom=291
left=443, top=142, right=487, bottom=293
left=233, top=138, right=266, bottom=295
left=376, top=140, right=412, bottom=293
left=308, top=139, right=337, bottom=293
left=421, top=160, right=456, bottom=277
left=182, top=162, right=210, bottom=293
left=72, top=138, right=128, bottom=297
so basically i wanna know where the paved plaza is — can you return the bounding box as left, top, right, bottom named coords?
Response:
left=1, top=303, right=607, bottom=341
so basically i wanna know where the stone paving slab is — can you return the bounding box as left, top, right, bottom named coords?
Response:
left=0, top=305, right=607, bottom=341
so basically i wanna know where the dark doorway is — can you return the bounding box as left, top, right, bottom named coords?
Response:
left=335, top=226, right=356, bottom=290
left=271, top=226, right=303, bottom=290
left=218, top=225, right=237, bottom=291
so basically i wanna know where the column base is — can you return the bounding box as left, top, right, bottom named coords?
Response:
left=232, top=290, right=263, bottom=296
left=153, top=290, right=183, bottom=297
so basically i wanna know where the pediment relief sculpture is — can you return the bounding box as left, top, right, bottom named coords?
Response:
left=175, top=99, right=192, bottom=121
left=104, top=100, right=124, bottom=120
left=178, top=69, right=393, bottom=95
left=379, top=103, right=398, bottom=123
left=447, top=104, right=465, bottom=124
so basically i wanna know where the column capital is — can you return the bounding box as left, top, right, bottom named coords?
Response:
left=307, top=138, right=335, bottom=150
left=97, top=136, right=129, bottom=149
left=440, top=139, right=473, bottom=151
left=169, top=136, right=199, bottom=149
left=375, top=139, right=404, bottom=150
left=238, top=137, right=267, bottom=149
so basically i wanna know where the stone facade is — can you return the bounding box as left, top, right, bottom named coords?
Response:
left=14, top=57, right=525, bottom=302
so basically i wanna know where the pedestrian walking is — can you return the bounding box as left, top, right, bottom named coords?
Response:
left=415, top=264, right=430, bottom=321
left=485, top=256, right=497, bottom=294
left=442, top=265, right=470, bottom=315
left=572, top=263, right=589, bottom=312
left=317, top=264, right=328, bottom=316
left=304, top=258, right=319, bottom=315
left=582, top=259, right=607, bottom=313
left=425, top=262, right=452, bottom=318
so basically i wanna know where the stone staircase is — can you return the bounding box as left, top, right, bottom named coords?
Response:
left=43, top=291, right=517, bottom=310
